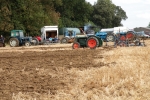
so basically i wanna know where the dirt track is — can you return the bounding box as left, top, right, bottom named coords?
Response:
left=0, top=43, right=115, bottom=100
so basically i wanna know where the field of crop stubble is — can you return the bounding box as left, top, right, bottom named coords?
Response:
left=0, top=40, right=150, bottom=100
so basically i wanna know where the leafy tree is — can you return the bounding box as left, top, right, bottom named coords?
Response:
left=8, top=0, right=49, bottom=35
left=39, top=0, right=61, bottom=25
left=91, top=0, right=127, bottom=28
left=56, top=0, right=93, bottom=27
left=91, top=0, right=114, bottom=28
left=0, top=0, right=128, bottom=38
left=112, top=5, right=128, bottom=27
left=0, top=0, right=61, bottom=36
left=0, top=0, right=13, bottom=33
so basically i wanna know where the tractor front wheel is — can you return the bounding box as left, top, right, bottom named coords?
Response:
left=25, top=41, right=31, bottom=46
left=72, top=42, right=80, bottom=49
left=9, top=38, right=19, bottom=47
left=86, top=37, right=98, bottom=49
left=61, top=37, right=68, bottom=43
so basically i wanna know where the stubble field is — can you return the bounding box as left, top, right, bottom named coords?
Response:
left=0, top=40, right=150, bottom=100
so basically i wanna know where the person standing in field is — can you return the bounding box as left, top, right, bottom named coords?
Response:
left=0, top=35, right=5, bottom=47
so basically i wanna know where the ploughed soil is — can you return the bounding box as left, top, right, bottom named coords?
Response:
left=0, top=44, right=114, bottom=100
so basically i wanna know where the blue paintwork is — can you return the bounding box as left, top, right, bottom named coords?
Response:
left=95, top=31, right=127, bottom=41
left=95, top=31, right=107, bottom=40
left=64, top=31, right=76, bottom=37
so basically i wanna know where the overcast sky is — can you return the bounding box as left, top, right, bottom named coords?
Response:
left=86, top=0, right=150, bottom=29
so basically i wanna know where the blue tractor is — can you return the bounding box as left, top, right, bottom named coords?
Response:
left=9, top=30, right=35, bottom=47
left=95, top=31, right=115, bottom=42
left=60, top=30, right=76, bottom=43
left=95, top=27, right=131, bottom=42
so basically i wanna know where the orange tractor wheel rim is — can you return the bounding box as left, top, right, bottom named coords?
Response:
left=126, top=33, right=134, bottom=39
left=88, top=39, right=97, bottom=48
left=120, top=36, right=126, bottom=41
left=73, top=43, right=79, bottom=49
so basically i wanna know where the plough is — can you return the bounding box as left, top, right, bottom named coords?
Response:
left=114, top=31, right=147, bottom=47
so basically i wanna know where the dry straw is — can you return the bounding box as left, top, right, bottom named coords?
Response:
left=11, top=40, right=150, bottom=100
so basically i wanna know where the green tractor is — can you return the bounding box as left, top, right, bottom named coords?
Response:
left=72, top=35, right=103, bottom=49
left=8, top=30, right=36, bottom=47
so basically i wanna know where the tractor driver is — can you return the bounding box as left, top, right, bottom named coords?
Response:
left=0, top=35, right=4, bottom=43
left=79, top=28, right=86, bottom=35
left=0, top=35, right=5, bottom=47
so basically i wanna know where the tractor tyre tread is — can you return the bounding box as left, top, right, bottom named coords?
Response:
left=61, top=37, right=69, bottom=44
left=86, top=36, right=99, bottom=49
left=9, top=38, right=19, bottom=47
left=32, top=37, right=39, bottom=45
left=106, top=33, right=115, bottom=42
left=72, top=42, right=80, bottom=49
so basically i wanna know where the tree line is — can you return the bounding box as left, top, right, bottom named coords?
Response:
left=0, top=0, right=128, bottom=37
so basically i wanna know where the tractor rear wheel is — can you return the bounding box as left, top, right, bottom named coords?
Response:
left=126, top=31, right=135, bottom=40
left=86, top=37, right=98, bottom=49
left=106, top=33, right=115, bottom=42
left=31, top=37, right=39, bottom=45
left=9, top=38, right=19, bottom=47
left=25, top=41, right=31, bottom=46
left=72, top=42, right=80, bottom=49
left=61, top=37, right=69, bottom=43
